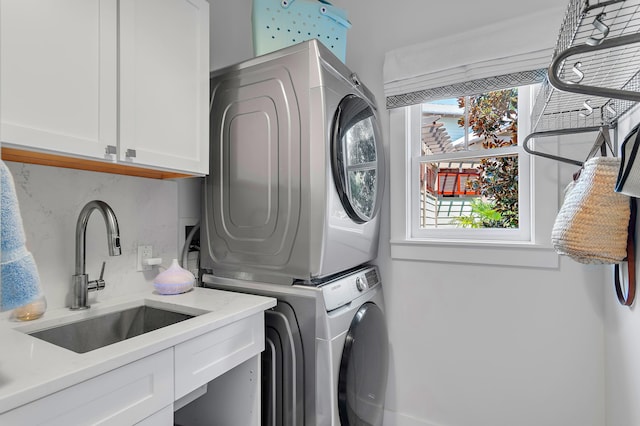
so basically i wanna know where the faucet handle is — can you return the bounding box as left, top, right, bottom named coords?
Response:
left=88, top=261, right=107, bottom=292
left=97, top=261, right=106, bottom=280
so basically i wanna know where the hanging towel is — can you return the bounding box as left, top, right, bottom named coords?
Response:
left=1, top=160, right=42, bottom=311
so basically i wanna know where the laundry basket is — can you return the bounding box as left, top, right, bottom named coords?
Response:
left=252, top=0, right=351, bottom=62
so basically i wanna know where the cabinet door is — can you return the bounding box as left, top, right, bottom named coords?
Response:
left=0, top=0, right=117, bottom=159
left=119, top=0, right=209, bottom=175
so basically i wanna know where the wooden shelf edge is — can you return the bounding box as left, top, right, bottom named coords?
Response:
left=1, top=147, right=196, bottom=180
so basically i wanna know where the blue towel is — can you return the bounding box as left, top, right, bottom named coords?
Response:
left=1, top=160, right=42, bottom=311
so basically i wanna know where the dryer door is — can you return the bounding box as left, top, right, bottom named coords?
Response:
left=331, top=95, right=384, bottom=224
left=338, top=302, right=389, bottom=426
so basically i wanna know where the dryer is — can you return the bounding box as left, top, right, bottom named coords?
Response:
left=201, top=265, right=388, bottom=426
left=202, top=40, right=385, bottom=283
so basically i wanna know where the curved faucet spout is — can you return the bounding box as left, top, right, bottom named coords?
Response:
left=71, top=200, right=121, bottom=310
left=75, top=200, right=121, bottom=275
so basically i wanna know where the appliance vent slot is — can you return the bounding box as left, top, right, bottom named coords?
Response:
left=365, top=269, right=379, bottom=286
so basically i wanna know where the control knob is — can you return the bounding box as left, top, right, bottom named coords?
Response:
left=355, top=276, right=368, bottom=292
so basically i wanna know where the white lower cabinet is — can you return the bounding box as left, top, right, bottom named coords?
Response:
left=0, top=312, right=265, bottom=425
left=1, top=349, right=173, bottom=426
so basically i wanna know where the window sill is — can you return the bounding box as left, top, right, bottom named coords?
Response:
left=390, top=239, right=559, bottom=269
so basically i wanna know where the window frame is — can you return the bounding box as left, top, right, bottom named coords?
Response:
left=408, top=89, right=531, bottom=241
left=388, top=84, right=559, bottom=268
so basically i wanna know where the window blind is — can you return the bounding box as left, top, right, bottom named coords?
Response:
left=383, top=8, right=561, bottom=109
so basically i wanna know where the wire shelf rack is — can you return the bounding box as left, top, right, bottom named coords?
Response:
left=526, top=1, right=640, bottom=307
left=532, top=0, right=640, bottom=132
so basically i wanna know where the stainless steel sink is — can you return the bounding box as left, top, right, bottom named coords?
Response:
left=29, top=306, right=195, bottom=353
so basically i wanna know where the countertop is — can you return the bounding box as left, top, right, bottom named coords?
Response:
left=0, top=287, right=276, bottom=414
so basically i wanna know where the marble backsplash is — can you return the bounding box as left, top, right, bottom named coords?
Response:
left=4, top=161, right=192, bottom=311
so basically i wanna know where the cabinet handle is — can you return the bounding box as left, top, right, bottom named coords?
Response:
left=105, top=145, right=117, bottom=155
left=126, top=149, right=136, bottom=158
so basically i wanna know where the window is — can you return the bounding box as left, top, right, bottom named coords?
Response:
left=388, top=83, right=559, bottom=267
left=410, top=87, right=530, bottom=241
left=383, top=14, right=561, bottom=267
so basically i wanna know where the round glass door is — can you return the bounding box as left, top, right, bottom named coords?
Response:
left=338, top=302, right=389, bottom=426
left=331, top=95, right=383, bottom=224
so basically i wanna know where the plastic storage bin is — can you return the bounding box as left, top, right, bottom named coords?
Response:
left=252, top=0, right=351, bottom=62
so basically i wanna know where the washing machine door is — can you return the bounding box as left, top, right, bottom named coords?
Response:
left=331, top=94, right=384, bottom=224
left=338, top=302, right=389, bottom=426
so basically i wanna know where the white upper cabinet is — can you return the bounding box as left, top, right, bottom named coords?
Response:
left=0, top=0, right=118, bottom=160
left=0, top=0, right=209, bottom=176
left=119, top=0, right=209, bottom=174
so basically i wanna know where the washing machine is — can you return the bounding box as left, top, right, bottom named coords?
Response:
left=201, top=265, right=389, bottom=425
left=202, top=40, right=385, bottom=284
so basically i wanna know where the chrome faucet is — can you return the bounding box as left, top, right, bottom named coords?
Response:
left=71, top=200, right=121, bottom=310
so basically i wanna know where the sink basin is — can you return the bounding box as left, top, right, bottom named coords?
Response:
left=29, top=306, right=195, bottom=353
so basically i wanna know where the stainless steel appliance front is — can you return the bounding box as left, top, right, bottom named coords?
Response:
left=203, top=40, right=384, bottom=284
left=202, top=265, right=388, bottom=425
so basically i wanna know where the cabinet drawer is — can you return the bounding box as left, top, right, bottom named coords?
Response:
left=174, top=313, right=264, bottom=399
left=0, top=349, right=173, bottom=426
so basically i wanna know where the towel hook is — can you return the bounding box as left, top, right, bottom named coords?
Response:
left=569, top=62, right=584, bottom=84
left=586, top=13, right=610, bottom=46
left=579, top=99, right=594, bottom=117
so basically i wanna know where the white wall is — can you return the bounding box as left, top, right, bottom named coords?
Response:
left=209, top=1, right=253, bottom=71
left=210, top=1, right=607, bottom=425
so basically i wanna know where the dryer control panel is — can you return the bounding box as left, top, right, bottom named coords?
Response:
left=321, top=266, right=380, bottom=311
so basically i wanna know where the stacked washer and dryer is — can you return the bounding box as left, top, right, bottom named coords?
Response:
left=201, top=40, right=388, bottom=426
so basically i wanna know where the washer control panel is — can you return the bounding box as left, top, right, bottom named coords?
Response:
left=322, top=266, right=380, bottom=311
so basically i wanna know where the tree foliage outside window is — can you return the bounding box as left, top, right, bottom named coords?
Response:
left=449, top=198, right=502, bottom=228
left=457, top=89, right=519, bottom=228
